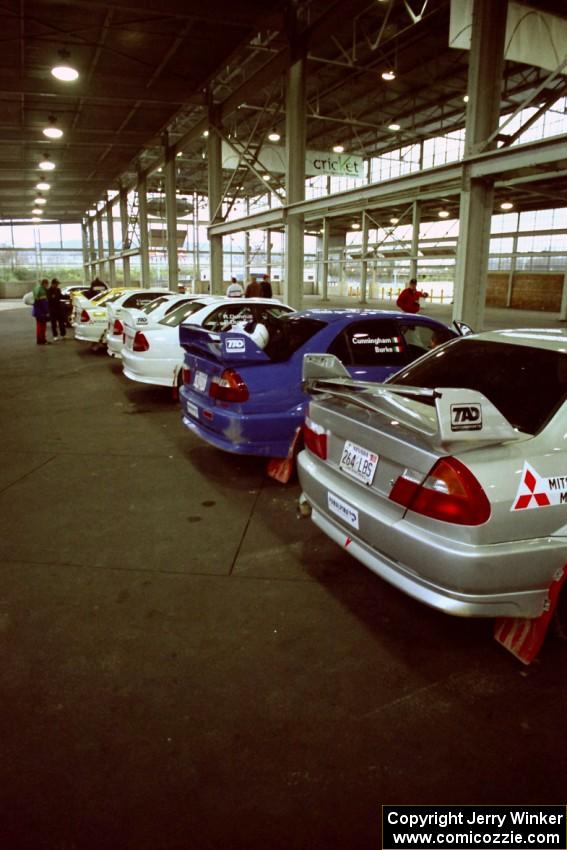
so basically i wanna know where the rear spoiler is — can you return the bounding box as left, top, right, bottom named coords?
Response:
left=179, top=323, right=270, bottom=363
left=302, top=353, right=520, bottom=445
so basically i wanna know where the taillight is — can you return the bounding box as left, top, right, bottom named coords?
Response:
left=303, top=417, right=327, bottom=460
left=182, top=367, right=191, bottom=385
left=113, top=318, right=123, bottom=335
left=209, top=369, right=249, bottom=403
left=133, top=332, right=149, bottom=352
left=390, top=456, right=491, bottom=526
left=80, top=309, right=90, bottom=323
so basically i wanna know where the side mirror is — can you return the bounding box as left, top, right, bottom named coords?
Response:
left=454, top=320, right=474, bottom=336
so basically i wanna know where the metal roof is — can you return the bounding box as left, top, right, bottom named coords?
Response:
left=1, top=0, right=566, bottom=224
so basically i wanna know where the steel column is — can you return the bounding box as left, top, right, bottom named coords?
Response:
left=96, top=213, right=105, bottom=280
left=410, top=200, right=421, bottom=281
left=119, top=187, right=131, bottom=287
left=453, top=0, right=507, bottom=329
left=284, top=38, right=306, bottom=310
left=81, top=221, right=89, bottom=284
left=360, top=212, right=369, bottom=305
left=164, top=136, right=179, bottom=292
left=138, top=172, right=151, bottom=288
left=87, top=217, right=96, bottom=281
left=106, top=201, right=116, bottom=287
left=208, top=116, right=223, bottom=294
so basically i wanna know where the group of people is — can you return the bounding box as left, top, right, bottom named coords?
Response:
left=31, top=277, right=107, bottom=345
left=226, top=274, right=272, bottom=299
left=31, top=278, right=66, bottom=345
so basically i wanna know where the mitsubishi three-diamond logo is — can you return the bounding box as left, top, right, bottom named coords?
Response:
left=511, top=462, right=567, bottom=511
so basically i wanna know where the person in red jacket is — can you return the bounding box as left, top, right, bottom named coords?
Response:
left=396, top=278, right=429, bottom=313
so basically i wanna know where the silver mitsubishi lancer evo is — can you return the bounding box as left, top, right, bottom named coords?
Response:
left=297, top=329, right=567, bottom=622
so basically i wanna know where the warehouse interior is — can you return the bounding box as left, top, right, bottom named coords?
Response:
left=1, top=2, right=567, bottom=849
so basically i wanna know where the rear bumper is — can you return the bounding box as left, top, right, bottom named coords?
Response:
left=297, top=450, right=566, bottom=619
left=107, top=334, right=123, bottom=358
left=122, top=351, right=179, bottom=387
left=74, top=325, right=106, bottom=343
left=179, top=387, right=299, bottom=457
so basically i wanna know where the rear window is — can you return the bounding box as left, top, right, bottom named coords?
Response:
left=264, top=315, right=327, bottom=361
left=159, top=301, right=209, bottom=327
left=142, top=295, right=171, bottom=314
left=390, top=338, right=567, bottom=434
left=124, top=292, right=165, bottom=309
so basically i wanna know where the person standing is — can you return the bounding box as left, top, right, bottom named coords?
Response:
left=260, top=274, right=272, bottom=298
left=396, top=278, right=429, bottom=313
left=244, top=276, right=262, bottom=298
left=32, top=278, right=50, bottom=345
left=48, top=278, right=66, bottom=341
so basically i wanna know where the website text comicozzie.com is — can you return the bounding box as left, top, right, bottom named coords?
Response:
left=382, top=805, right=567, bottom=850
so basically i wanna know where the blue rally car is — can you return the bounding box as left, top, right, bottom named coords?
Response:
left=179, top=308, right=460, bottom=458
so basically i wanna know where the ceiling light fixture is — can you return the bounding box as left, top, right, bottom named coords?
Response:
left=268, top=131, right=281, bottom=142
left=500, top=201, right=514, bottom=210
left=202, top=130, right=209, bottom=138
left=332, top=144, right=345, bottom=153
left=34, top=196, right=47, bottom=205
left=176, top=151, right=182, bottom=158
left=382, top=69, right=396, bottom=81
left=43, top=116, right=63, bottom=139
left=51, top=49, right=79, bottom=82
left=463, top=94, right=469, bottom=103
left=39, top=153, right=55, bottom=171
left=32, top=208, right=42, bottom=215
left=36, top=181, right=51, bottom=191
left=388, top=123, right=401, bottom=131
left=31, top=216, right=42, bottom=222
left=262, top=174, right=272, bottom=181
left=390, top=216, right=399, bottom=225
left=438, top=209, right=450, bottom=218
left=351, top=222, right=361, bottom=230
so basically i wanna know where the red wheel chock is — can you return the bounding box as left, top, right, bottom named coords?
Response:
left=266, top=427, right=302, bottom=484
left=494, top=565, right=567, bottom=664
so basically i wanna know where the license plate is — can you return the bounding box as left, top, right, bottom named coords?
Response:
left=339, top=440, right=378, bottom=486
left=185, top=401, right=199, bottom=419
left=193, top=370, right=208, bottom=392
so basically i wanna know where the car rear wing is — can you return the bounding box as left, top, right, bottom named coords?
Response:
left=179, top=323, right=270, bottom=364
left=302, top=353, right=521, bottom=445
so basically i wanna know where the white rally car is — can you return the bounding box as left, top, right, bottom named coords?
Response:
left=105, top=287, right=170, bottom=358
left=73, top=288, right=131, bottom=344
left=121, top=296, right=283, bottom=392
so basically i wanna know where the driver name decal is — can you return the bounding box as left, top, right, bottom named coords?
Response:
left=351, top=333, right=403, bottom=354
left=512, top=462, right=567, bottom=510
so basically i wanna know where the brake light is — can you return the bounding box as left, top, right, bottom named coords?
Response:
left=390, top=456, right=490, bottom=526
left=182, top=367, right=191, bottom=385
left=133, top=332, right=149, bottom=352
left=209, top=369, right=249, bottom=403
left=113, top=318, right=123, bottom=335
left=80, top=309, right=90, bottom=323
left=303, top=417, right=327, bottom=460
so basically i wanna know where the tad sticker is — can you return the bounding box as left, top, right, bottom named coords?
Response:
left=450, top=403, right=482, bottom=431
left=225, top=338, right=245, bottom=352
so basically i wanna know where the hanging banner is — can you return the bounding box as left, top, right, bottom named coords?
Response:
left=221, top=143, right=364, bottom=179
left=449, top=0, right=567, bottom=76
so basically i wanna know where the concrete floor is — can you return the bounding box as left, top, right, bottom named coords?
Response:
left=1, top=302, right=567, bottom=850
